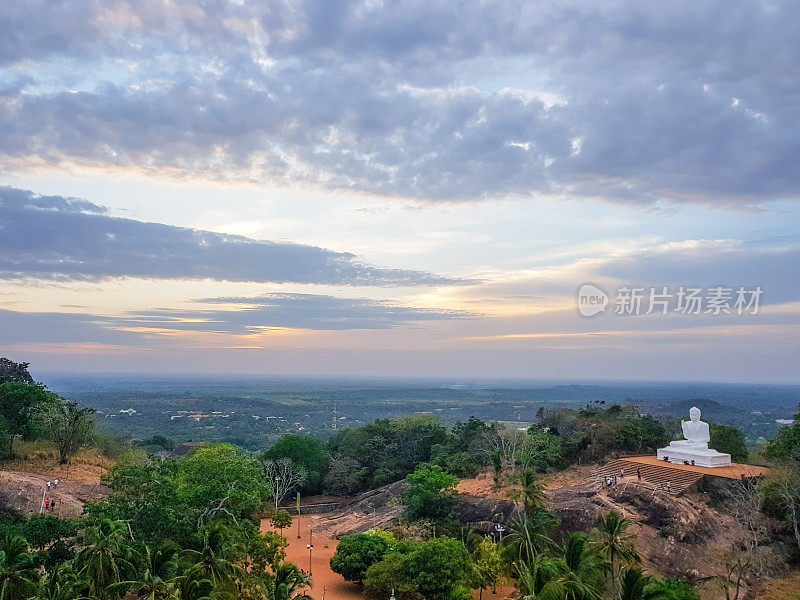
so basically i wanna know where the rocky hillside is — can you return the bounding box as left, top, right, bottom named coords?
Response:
left=0, top=470, right=108, bottom=518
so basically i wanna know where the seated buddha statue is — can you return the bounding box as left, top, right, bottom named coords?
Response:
left=670, top=406, right=710, bottom=450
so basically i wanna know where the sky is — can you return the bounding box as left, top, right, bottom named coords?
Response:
left=1, top=0, right=799, bottom=382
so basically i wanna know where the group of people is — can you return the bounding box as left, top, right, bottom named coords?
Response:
left=42, top=478, right=59, bottom=512
left=604, top=467, right=644, bottom=488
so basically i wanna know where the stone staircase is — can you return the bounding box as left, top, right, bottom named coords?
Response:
left=595, top=459, right=704, bottom=496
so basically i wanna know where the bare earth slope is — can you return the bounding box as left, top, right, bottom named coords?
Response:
left=0, top=448, right=110, bottom=518
left=0, top=469, right=109, bottom=518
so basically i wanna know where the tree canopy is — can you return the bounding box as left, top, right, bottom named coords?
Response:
left=264, top=434, right=330, bottom=494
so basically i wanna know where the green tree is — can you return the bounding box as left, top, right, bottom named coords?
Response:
left=39, top=401, right=97, bottom=464
left=265, top=434, right=331, bottom=494
left=181, top=444, right=271, bottom=523
left=470, top=537, right=504, bottom=600
left=710, top=425, right=748, bottom=463
left=363, top=553, right=416, bottom=600
left=271, top=510, right=293, bottom=537
left=508, top=470, right=547, bottom=514
left=520, top=427, right=565, bottom=473
left=109, top=542, right=179, bottom=600
left=327, top=415, right=447, bottom=492
left=86, top=445, right=271, bottom=547
left=559, top=533, right=606, bottom=596
left=761, top=408, right=800, bottom=553
left=404, top=537, right=472, bottom=600
left=618, top=567, right=671, bottom=600
left=590, top=511, right=639, bottom=597
left=760, top=465, right=800, bottom=552
left=330, top=534, right=388, bottom=583
left=0, top=359, right=34, bottom=386
left=18, top=515, right=77, bottom=551
left=404, top=464, right=459, bottom=522
left=0, top=535, right=38, bottom=600
left=264, top=562, right=312, bottom=600
left=0, top=383, right=60, bottom=459
left=502, top=509, right=559, bottom=566
left=74, top=520, right=135, bottom=600
left=182, top=525, right=241, bottom=586
left=30, top=564, right=87, bottom=600
left=240, top=532, right=289, bottom=600
left=764, top=405, right=800, bottom=463
left=176, top=574, right=216, bottom=600
left=514, top=556, right=563, bottom=599
left=650, top=578, right=701, bottom=600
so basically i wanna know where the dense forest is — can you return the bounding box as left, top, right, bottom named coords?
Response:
left=2, top=357, right=800, bottom=600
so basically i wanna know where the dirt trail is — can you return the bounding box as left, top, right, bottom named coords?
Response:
left=262, top=514, right=514, bottom=600
left=0, top=469, right=108, bottom=518
left=263, top=514, right=362, bottom=600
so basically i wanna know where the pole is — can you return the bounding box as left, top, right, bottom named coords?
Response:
left=297, top=492, right=301, bottom=538
left=307, top=525, right=313, bottom=575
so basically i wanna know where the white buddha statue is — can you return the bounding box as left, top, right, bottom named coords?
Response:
left=673, top=407, right=710, bottom=449
left=656, top=406, right=731, bottom=467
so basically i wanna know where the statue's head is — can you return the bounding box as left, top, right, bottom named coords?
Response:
left=689, top=406, right=701, bottom=422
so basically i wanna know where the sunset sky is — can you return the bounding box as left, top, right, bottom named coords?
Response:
left=1, top=1, right=798, bottom=381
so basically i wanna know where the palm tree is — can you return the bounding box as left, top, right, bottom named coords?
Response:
left=557, top=533, right=606, bottom=600
left=266, top=562, right=312, bottom=600
left=508, top=470, right=548, bottom=514
left=30, top=564, right=88, bottom=600
left=176, top=574, right=215, bottom=600
left=109, top=542, right=179, bottom=600
left=590, top=512, right=639, bottom=597
left=181, top=526, right=241, bottom=586
left=74, top=520, right=135, bottom=600
left=459, top=525, right=483, bottom=554
left=618, top=568, right=670, bottom=600
left=515, top=556, right=562, bottom=600
left=0, top=535, right=38, bottom=600
left=502, top=508, right=560, bottom=566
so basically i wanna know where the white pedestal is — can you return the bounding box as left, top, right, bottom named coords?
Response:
left=656, top=444, right=731, bottom=467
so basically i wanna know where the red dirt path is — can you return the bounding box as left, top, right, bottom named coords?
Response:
left=261, top=514, right=514, bottom=600
left=262, top=514, right=362, bottom=600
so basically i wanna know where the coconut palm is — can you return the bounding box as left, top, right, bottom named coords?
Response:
left=508, top=470, right=548, bottom=514
left=0, top=535, right=38, bottom=600
left=513, top=534, right=605, bottom=600
left=108, top=542, right=179, bottom=600
left=562, top=533, right=607, bottom=584
left=74, top=520, right=135, bottom=600
left=30, top=564, right=88, bottom=600
left=181, top=526, right=241, bottom=586
left=590, top=512, right=639, bottom=597
left=618, top=568, right=670, bottom=600
left=176, top=574, right=215, bottom=600
left=266, top=562, right=312, bottom=600
left=459, top=525, right=483, bottom=554
left=515, top=556, right=563, bottom=600
left=503, top=508, right=560, bottom=566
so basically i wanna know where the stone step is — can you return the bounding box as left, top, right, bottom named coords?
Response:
left=594, top=459, right=704, bottom=495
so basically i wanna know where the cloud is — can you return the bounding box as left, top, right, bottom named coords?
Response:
left=0, top=187, right=455, bottom=285
left=0, top=293, right=471, bottom=346
left=594, top=239, right=800, bottom=305
left=127, top=293, right=472, bottom=332
left=0, top=1, right=798, bottom=205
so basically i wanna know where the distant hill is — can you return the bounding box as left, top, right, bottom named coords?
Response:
left=648, top=398, right=738, bottom=422
left=646, top=397, right=791, bottom=441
